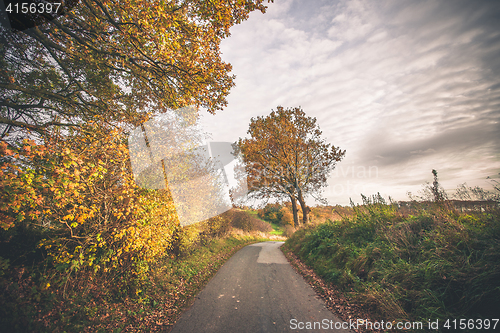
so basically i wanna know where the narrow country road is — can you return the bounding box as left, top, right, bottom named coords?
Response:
left=170, top=241, right=352, bottom=333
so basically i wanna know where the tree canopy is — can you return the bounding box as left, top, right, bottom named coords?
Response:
left=0, top=0, right=270, bottom=140
left=237, top=106, right=345, bottom=226
left=0, top=0, right=272, bottom=298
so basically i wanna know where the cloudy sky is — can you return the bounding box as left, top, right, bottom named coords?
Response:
left=200, top=0, right=500, bottom=206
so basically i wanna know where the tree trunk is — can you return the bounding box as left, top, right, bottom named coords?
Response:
left=289, top=195, right=299, bottom=227
left=297, top=190, right=309, bottom=224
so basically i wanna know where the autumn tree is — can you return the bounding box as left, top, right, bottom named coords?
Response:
left=237, top=106, right=345, bottom=226
left=0, top=0, right=272, bottom=287
left=0, top=0, right=271, bottom=140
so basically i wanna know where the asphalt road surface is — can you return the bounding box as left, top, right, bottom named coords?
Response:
left=170, top=241, right=352, bottom=333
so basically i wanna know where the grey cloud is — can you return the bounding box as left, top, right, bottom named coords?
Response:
left=205, top=0, right=500, bottom=204
left=359, top=122, right=500, bottom=167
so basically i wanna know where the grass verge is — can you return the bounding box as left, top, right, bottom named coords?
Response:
left=269, top=222, right=284, bottom=236
left=285, top=203, right=500, bottom=332
left=281, top=243, right=384, bottom=333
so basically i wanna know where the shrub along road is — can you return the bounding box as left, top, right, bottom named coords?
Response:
left=170, top=241, right=351, bottom=333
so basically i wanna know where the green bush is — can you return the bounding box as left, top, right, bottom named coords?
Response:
left=286, top=199, right=500, bottom=327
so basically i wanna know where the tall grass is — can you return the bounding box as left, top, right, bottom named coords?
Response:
left=286, top=197, right=500, bottom=328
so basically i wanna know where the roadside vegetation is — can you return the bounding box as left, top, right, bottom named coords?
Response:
left=284, top=173, right=500, bottom=331
left=0, top=209, right=274, bottom=332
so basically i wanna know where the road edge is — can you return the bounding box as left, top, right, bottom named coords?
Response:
left=280, top=243, right=387, bottom=333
